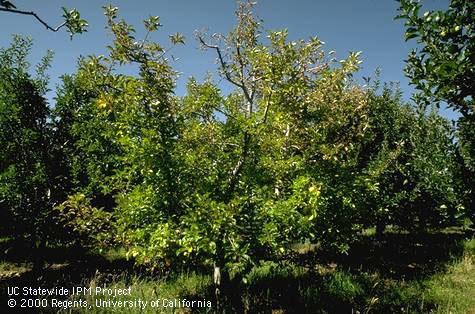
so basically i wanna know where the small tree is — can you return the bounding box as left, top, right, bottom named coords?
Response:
left=60, top=3, right=369, bottom=280
left=97, top=1, right=369, bottom=279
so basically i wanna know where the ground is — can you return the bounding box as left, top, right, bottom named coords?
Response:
left=0, top=227, right=474, bottom=313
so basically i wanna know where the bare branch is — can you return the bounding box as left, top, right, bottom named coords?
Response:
left=226, top=133, right=249, bottom=195
left=262, top=99, right=271, bottom=124
left=198, top=36, right=255, bottom=197
left=198, top=36, right=244, bottom=89
left=0, top=7, right=67, bottom=32
left=235, top=45, right=254, bottom=116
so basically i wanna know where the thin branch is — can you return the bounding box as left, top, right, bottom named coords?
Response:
left=0, top=7, right=67, bottom=32
left=235, top=45, right=254, bottom=116
left=199, top=36, right=256, bottom=197
left=213, top=106, right=238, bottom=122
left=262, top=99, right=271, bottom=124
left=226, top=132, right=249, bottom=195
left=260, top=80, right=276, bottom=125
left=198, top=36, right=244, bottom=90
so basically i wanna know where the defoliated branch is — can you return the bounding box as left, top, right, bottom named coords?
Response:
left=0, top=7, right=67, bottom=32
left=198, top=36, right=255, bottom=116
left=0, top=6, right=87, bottom=38
left=198, top=36, right=244, bottom=90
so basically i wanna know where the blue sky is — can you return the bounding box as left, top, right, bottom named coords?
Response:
left=0, top=0, right=455, bottom=119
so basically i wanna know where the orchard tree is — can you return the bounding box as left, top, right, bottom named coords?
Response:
left=356, top=85, right=460, bottom=233
left=59, top=2, right=369, bottom=284
left=0, top=35, right=111, bottom=262
left=52, top=5, right=183, bottom=248
left=398, top=0, right=474, bottom=221
left=397, top=0, right=474, bottom=114
left=50, top=2, right=462, bottom=300
left=177, top=1, right=373, bottom=281
left=112, top=0, right=368, bottom=279
left=0, top=37, right=53, bottom=247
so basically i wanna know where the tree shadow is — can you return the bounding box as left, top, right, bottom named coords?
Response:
left=328, top=229, right=473, bottom=280
left=219, top=229, right=474, bottom=313
left=0, top=241, right=139, bottom=312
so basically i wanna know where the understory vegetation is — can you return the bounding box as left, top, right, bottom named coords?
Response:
left=0, top=1, right=474, bottom=313
left=0, top=230, right=474, bottom=313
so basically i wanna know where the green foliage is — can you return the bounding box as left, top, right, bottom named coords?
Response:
left=144, top=16, right=161, bottom=32
left=398, top=0, right=474, bottom=222
left=357, top=86, right=460, bottom=231
left=397, top=0, right=474, bottom=115
left=0, top=2, right=87, bottom=38
left=52, top=72, right=121, bottom=205
left=51, top=3, right=373, bottom=272
left=56, top=193, right=114, bottom=248
left=169, top=32, right=185, bottom=45
left=0, top=37, right=53, bottom=245
left=52, top=6, right=183, bottom=267
left=457, top=114, right=475, bottom=220
left=0, top=2, right=468, bottom=291
left=62, top=7, right=88, bottom=38
left=47, top=2, right=463, bottom=277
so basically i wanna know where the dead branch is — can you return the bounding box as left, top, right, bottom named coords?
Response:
left=0, top=7, right=67, bottom=32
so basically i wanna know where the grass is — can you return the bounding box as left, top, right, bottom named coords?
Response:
left=66, top=272, right=213, bottom=313
left=0, top=261, right=31, bottom=277
left=422, top=238, right=475, bottom=313
left=0, top=231, right=474, bottom=313
left=59, top=237, right=475, bottom=313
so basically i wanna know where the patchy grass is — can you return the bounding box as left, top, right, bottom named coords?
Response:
left=65, top=272, right=213, bottom=314
left=1, top=232, right=474, bottom=313
left=0, top=261, right=31, bottom=277
left=61, top=237, right=475, bottom=313
left=422, top=238, right=475, bottom=313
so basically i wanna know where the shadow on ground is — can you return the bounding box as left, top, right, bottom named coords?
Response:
left=326, top=229, right=472, bottom=280
left=0, top=243, right=137, bottom=313
left=0, top=228, right=473, bottom=313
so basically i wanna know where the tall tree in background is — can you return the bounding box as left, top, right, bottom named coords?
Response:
left=358, top=85, right=459, bottom=233
left=398, top=0, right=474, bottom=221
left=0, top=37, right=53, bottom=247
left=397, top=0, right=474, bottom=115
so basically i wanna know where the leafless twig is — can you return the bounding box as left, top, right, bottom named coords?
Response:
left=0, top=7, right=67, bottom=32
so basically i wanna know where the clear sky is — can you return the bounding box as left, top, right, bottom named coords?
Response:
left=0, top=0, right=455, bottom=119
